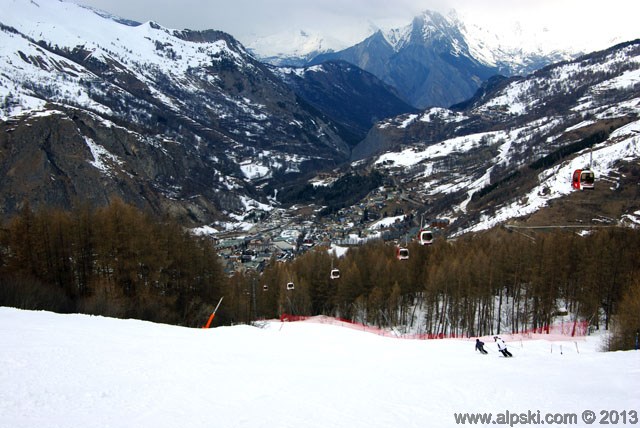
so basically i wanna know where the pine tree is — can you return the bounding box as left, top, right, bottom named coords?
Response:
left=608, top=279, right=640, bottom=351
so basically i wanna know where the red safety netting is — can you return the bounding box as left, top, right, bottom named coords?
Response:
left=517, top=320, right=589, bottom=337
left=279, top=314, right=589, bottom=341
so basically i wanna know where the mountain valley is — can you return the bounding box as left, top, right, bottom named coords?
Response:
left=0, top=0, right=638, bottom=249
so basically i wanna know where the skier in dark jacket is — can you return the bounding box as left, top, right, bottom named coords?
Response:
left=475, top=338, right=488, bottom=354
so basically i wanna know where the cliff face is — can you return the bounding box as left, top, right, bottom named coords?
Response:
left=0, top=108, right=227, bottom=222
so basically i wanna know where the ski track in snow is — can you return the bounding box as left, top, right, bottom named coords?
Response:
left=0, top=307, right=639, bottom=428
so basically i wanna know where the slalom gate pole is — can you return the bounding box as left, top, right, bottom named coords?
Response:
left=203, top=297, right=224, bottom=329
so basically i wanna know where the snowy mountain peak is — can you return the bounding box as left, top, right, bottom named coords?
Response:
left=380, top=10, right=463, bottom=52
left=413, top=9, right=458, bottom=36
left=247, top=29, right=346, bottom=66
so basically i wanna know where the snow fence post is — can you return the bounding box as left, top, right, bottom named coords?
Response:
left=203, top=297, right=224, bottom=329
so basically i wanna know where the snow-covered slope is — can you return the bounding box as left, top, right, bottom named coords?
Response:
left=450, top=11, right=575, bottom=76
left=0, top=0, right=352, bottom=223
left=1, top=307, right=638, bottom=428
left=354, top=40, right=640, bottom=235
left=1, top=0, right=253, bottom=117
left=465, top=121, right=640, bottom=233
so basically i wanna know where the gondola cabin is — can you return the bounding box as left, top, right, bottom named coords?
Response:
left=418, top=229, right=434, bottom=245
left=262, top=284, right=269, bottom=292
left=572, top=169, right=595, bottom=190
left=286, top=282, right=295, bottom=291
left=396, top=247, right=409, bottom=261
left=330, top=268, right=341, bottom=280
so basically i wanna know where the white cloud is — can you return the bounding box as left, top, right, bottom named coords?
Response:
left=69, top=0, right=639, bottom=51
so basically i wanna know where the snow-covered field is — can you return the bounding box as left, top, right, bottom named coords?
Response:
left=1, top=307, right=638, bottom=428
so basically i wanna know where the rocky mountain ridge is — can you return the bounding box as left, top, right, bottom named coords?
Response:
left=349, top=39, right=640, bottom=236
left=0, top=0, right=359, bottom=223
left=275, top=61, right=417, bottom=142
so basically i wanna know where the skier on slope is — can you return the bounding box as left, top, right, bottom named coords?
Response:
left=494, top=336, right=513, bottom=357
left=475, top=338, right=488, bottom=354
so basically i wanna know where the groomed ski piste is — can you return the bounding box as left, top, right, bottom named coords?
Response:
left=1, top=307, right=638, bottom=428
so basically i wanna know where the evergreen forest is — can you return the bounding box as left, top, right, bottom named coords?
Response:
left=1, top=202, right=639, bottom=350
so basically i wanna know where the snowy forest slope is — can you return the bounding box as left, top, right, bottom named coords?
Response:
left=352, top=39, right=640, bottom=236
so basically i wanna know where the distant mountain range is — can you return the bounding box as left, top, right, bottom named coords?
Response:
left=1, top=0, right=639, bottom=236
left=253, top=10, right=576, bottom=109
left=247, top=29, right=347, bottom=67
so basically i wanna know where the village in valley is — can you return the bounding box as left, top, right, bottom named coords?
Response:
left=208, top=172, right=449, bottom=275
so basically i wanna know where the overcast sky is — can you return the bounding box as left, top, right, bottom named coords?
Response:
left=69, top=0, right=639, bottom=50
